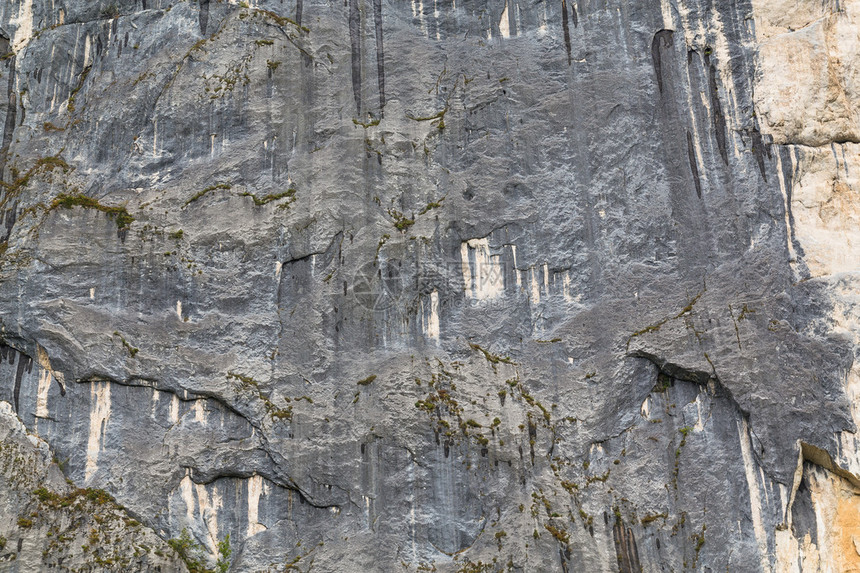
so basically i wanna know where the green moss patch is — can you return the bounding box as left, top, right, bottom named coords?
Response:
left=49, top=193, right=134, bottom=231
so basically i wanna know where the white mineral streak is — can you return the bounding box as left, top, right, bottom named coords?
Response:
left=529, top=267, right=540, bottom=304
left=10, top=0, right=34, bottom=51
left=737, top=418, right=770, bottom=572
left=247, top=474, right=266, bottom=536
left=35, top=346, right=63, bottom=421
left=461, top=238, right=504, bottom=300
left=424, top=290, right=440, bottom=339
left=499, top=1, right=511, bottom=39
left=193, top=399, right=205, bottom=423
left=196, top=481, right=220, bottom=553
left=170, top=393, right=180, bottom=424
left=180, top=470, right=196, bottom=524
left=35, top=367, right=51, bottom=419
left=85, top=381, right=111, bottom=482
left=660, top=0, right=673, bottom=30
left=510, top=245, right=522, bottom=288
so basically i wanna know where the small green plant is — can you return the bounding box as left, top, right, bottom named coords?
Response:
left=113, top=331, right=139, bottom=358
left=357, top=375, right=376, bottom=386
left=387, top=209, right=414, bottom=232
left=641, top=512, right=668, bottom=525
left=216, top=534, right=232, bottom=573
left=169, top=229, right=184, bottom=240
left=418, top=196, right=445, bottom=215
left=168, top=529, right=209, bottom=573
left=468, top=342, right=515, bottom=366
left=17, top=517, right=34, bottom=528
left=654, top=372, right=673, bottom=392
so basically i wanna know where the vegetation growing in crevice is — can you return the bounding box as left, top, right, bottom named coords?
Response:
left=626, top=287, right=705, bottom=348
left=352, top=116, right=381, bottom=128
left=167, top=528, right=210, bottom=573
left=418, top=195, right=446, bottom=215
left=672, top=426, right=694, bottom=489
left=468, top=342, right=515, bottom=369
left=1, top=156, right=71, bottom=199
left=387, top=208, right=414, bottom=232
left=184, top=183, right=232, bottom=206
left=66, top=65, right=92, bottom=113
left=228, top=371, right=293, bottom=422
left=252, top=7, right=310, bottom=33
left=653, top=371, right=673, bottom=392
left=641, top=511, right=668, bottom=525
left=33, top=486, right=117, bottom=509
left=240, top=187, right=296, bottom=207
left=49, top=193, right=134, bottom=231
left=691, top=522, right=706, bottom=566
left=215, top=534, right=232, bottom=573
left=113, top=331, right=139, bottom=358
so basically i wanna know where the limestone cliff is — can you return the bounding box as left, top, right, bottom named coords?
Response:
left=0, top=0, right=858, bottom=571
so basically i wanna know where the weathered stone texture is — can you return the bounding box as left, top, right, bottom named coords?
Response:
left=0, top=0, right=858, bottom=571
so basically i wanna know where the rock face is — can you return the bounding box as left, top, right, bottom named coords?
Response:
left=0, top=400, right=189, bottom=571
left=0, top=0, right=858, bottom=571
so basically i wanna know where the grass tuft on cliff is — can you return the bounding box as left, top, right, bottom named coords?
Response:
left=49, top=193, right=134, bottom=231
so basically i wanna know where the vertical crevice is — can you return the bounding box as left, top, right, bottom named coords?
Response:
left=779, top=146, right=806, bottom=261
left=0, top=50, right=17, bottom=183
left=372, top=0, right=385, bottom=116
left=705, top=55, right=728, bottom=165
left=750, top=124, right=768, bottom=182
left=13, top=353, right=33, bottom=413
left=348, top=0, right=363, bottom=115
left=561, top=0, right=572, bottom=66
left=651, top=30, right=673, bottom=96
left=687, top=131, right=703, bottom=199
left=613, top=519, right=642, bottom=573
left=295, top=0, right=303, bottom=26
left=3, top=202, right=17, bottom=242
left=199, top=0, right=210, bottom=35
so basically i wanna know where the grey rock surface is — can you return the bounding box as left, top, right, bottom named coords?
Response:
left=0, top=399, right=189, bottom=571
left=0, top=0, right=859, bottom=571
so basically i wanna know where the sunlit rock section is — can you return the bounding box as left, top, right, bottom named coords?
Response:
left=751, top=9, right=860, bottom=572
left=776, top=459, right=860, bottom=573
left=752, top=0, right=860, bottom=147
